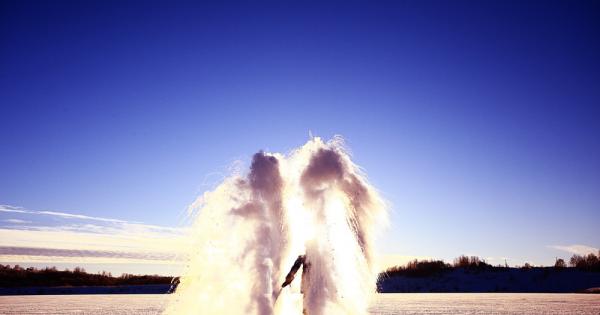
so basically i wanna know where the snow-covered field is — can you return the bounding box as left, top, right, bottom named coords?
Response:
left=0, top=293, right=599, bottom=314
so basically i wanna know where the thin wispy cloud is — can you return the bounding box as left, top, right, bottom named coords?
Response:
left=37, top=211, right=129, bottom=223
left=0, top=205, right=27, bottom=213
left=0, top=255, right=181, bottom=266
left=2, top=219, right=31, bottom=224
left=1, top=204, right=129, bottom=223
left=549, top=244, right=599, bottom=256
left=0, top=246, right=177, bottom=261
left=0, top=204, right=189, bottom=267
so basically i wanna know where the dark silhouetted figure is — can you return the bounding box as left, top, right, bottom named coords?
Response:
left=281, top=255, right=305, bottom=288
left=281, top=255, right=310, bottom=314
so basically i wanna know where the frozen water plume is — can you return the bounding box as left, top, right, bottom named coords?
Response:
left=164, top=137, right=388, bottom=315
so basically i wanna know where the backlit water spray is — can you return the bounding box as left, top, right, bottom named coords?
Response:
left=164, top=137, right=387, bottom=315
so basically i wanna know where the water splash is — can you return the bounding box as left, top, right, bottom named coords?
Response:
left=164, top=137, right=387, bottom=315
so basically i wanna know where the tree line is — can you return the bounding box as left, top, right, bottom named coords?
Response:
left=2, top=251, right=599, bottom=287
left=0, top=265, right=176, bottom=288
left=381, top=251, right=600, bottom=279
left=558, top=251, right=600, bottom=271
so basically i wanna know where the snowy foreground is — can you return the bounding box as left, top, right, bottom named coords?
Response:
left=1, top=293, right=599, bottom=315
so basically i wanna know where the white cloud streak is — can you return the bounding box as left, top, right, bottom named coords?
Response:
left=1, top=204, right=130, bottom=223
left=0, top=246, right=179, bottom=261
left=3, top=219, right=31, bottom=224
left=549, top=244, right=599, bottom=256
left=0, top=204, right=189, bottom=266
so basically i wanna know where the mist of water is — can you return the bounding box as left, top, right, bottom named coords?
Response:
left=164, top=137, right=387, bottom=315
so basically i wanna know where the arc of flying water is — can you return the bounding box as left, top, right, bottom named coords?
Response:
left=164, top=137, right=387, bottom=315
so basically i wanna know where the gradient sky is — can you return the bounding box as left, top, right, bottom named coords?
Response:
left=1, top=1, right=599, bottom=275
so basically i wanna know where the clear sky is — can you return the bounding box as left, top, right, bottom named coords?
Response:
left=1, top=1, right=599, bottom=275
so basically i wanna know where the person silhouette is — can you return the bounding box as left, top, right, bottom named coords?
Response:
left=281, top=255, right=310, bottom=314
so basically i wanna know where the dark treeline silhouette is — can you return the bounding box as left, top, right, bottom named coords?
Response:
left=381, top=252, right=600, bottom=279
left=568, top=252, right=600, bottom=271
left=382, top=255, right=494, bottom=278
left=0, top=265, right=176, bottom=288
left=453, top=255, right=494, bottom=269
left=383, top=259, right=451, bottom=278
left=2, top=252, right=599, bottom=289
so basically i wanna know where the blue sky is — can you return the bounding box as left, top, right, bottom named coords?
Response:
left=1, top=1, right=599, bottom=274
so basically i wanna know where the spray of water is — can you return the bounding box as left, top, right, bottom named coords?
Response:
left=164, top=137, right=387, bottom=315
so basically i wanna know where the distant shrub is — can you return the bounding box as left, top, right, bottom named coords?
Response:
left=383, top=259, right=451, bottom=278
left=453, top=255, right=491, bottom=270
left=569, top=252, right=600, bottom=271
